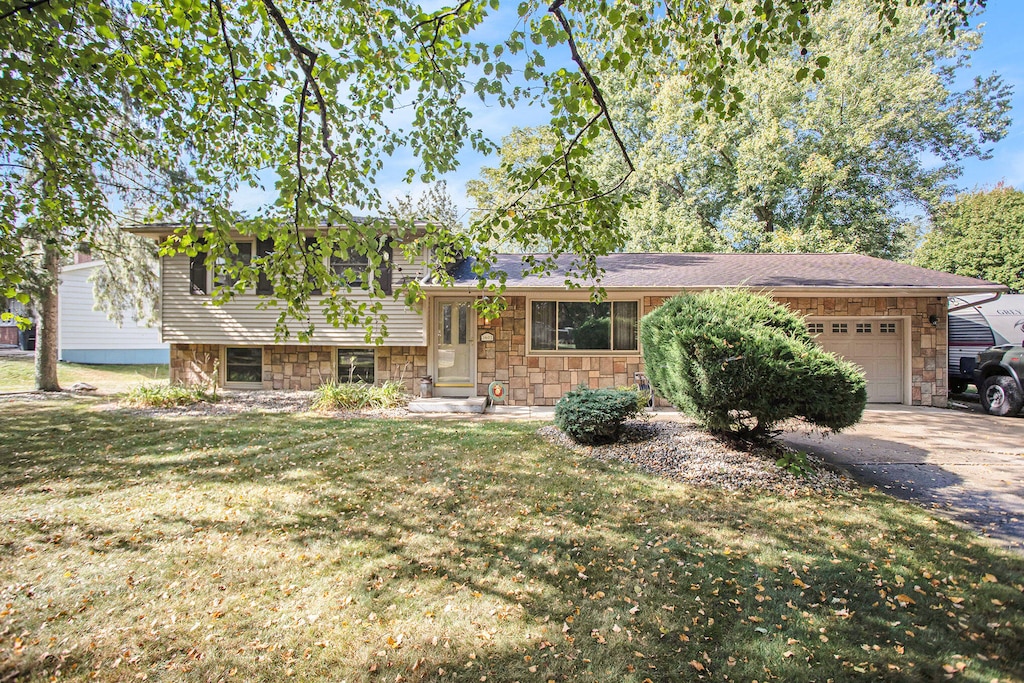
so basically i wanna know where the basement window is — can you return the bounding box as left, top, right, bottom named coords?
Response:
left=224, top=347, right=263, bottom=387
left=337, top=349, right=375, bottom=383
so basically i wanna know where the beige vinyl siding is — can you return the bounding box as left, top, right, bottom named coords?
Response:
left=161, top=253, right=427, bottom=345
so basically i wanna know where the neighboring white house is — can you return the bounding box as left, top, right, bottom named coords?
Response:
left=58, top=260, right=169, bottom=364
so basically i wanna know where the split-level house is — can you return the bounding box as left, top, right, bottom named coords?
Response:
left=133, top=224, right=1007, bottom=407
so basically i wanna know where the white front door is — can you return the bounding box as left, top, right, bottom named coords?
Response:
left=433, top=298, right=475, bottom=396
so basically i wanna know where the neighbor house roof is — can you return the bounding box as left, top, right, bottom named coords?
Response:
left=442, top=252, right=1006, bottom=296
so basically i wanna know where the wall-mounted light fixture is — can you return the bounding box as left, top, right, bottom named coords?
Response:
left=928, top=314, right=939, bottom=326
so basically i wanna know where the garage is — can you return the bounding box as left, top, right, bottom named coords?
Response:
left=809, top=318, right=904, bottom=403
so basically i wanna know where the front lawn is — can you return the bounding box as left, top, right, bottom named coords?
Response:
left=0, top=400, right=1021, bottom=682
left=0, top=356, right=168, bottom=393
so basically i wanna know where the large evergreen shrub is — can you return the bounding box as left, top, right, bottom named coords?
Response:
left=554, top=386, right=642, bottom=445
left=640, top=290, right=866, bottom=436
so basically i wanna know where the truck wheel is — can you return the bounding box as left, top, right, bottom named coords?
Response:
left=980, top=376, right=1023, bottom=416
left=949, top=378, right=968, bottom=395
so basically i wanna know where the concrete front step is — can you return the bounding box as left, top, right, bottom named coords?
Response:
left=407, top=396, right=488, bottom=414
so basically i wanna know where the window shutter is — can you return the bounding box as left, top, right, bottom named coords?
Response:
left=256, top=238, right=273, bottom=295
left=379, top=237, right=393, bottom=295
left=189, top=255, right=207, bottom=295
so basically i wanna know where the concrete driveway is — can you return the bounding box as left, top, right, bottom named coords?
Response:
left=782, top=405, right=1024, bottom=551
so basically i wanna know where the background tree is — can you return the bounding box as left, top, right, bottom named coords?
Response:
left=1, top=0, right=987, bottom=389
left=469, top=1, right=1011, bottom=259
left=88, top=223, right=162, bottom=327
left=915, top=184, right=1024, bottom=291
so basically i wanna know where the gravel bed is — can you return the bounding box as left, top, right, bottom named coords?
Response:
left=539, top=420, right=851, bottom=495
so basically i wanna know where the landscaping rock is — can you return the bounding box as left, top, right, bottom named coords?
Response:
left=539, top=420, right=851, bottom=495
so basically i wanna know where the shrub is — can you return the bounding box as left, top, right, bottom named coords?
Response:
left=616, top=384, right=653, bottom=412
left=312, top=380, right=410, bottom=411
left=122, top=382, right=218, bottom=408
left=554, top=386, right=642, bottom=445
left=640, top=290, right=866, bottom=436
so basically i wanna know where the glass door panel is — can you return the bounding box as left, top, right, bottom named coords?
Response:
left=435, top=299, right=474, bottom=386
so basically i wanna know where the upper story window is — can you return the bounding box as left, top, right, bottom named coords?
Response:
left=189, top=236, right=392, bottom=296
left=213, top=242, right=252, bottom=289
left=530, top=300, right=638, bottom=352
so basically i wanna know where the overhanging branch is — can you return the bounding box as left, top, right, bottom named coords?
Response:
left=261, top=0, right=337, bottom=196
left=548, top=0, right=634, bottom=174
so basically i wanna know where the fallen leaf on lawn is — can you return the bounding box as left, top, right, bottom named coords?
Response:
left=783, top=651, right=795, bottom=658
left=982, top=574, right=998, bottom=583
left=689, top=661, right=705, bottom=672
left=894, top=594, right=915, bottom=607
left=793, top=578, right=809, bottom=589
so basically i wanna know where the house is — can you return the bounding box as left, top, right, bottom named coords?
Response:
left=58, top=259, right=169, bottom=364
left=135, top=225, right=1006, bottom=407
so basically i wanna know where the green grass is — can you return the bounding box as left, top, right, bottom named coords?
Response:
left=0, top=400, right=1021, bottom=682
left=0, top=356, right=168, bottom=393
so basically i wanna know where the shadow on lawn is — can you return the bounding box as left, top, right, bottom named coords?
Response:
left=0, top=402, right=1022, bottom=682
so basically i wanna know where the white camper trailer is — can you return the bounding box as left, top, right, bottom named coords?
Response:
left=948, top=294, right=1024, bottom=393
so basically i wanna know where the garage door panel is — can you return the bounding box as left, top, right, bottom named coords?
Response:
left=812, top=318, right=903, bottom=404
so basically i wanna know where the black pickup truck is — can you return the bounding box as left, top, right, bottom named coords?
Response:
left=965, top=344, right=1024, bottom=416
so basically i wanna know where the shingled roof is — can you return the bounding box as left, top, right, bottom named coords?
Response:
left=445, top=252, right=1005, bottom=294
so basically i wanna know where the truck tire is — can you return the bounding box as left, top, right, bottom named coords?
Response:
left=980, top=376, right=1023, bottom=417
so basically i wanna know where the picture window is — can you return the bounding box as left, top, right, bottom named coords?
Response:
left=531, top=300, right=638, bottom=352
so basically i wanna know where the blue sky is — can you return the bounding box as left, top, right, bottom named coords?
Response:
left=954, top=1, right=1024, bottom=191
left=232, top=2, right=1023, bottom=224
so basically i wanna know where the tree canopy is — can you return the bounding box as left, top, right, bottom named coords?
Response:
left=915, top=184, right=1024, bottom=291
left=0, top=0, right=991, bottom=349
left=469, top=0, right=1012, bottom=259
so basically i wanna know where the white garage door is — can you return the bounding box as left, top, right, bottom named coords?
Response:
left=809, top=319, right=904, bottom=403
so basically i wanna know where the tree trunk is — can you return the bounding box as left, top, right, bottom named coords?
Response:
left=34, top=242, right=61, bottom=392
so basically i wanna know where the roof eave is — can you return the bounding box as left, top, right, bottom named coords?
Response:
left=421, top=283, right=1010, bottom=297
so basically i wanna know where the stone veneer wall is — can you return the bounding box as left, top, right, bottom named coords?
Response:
left=477, top=294, right=947, bottom=408
left=169, top=343, right=429, bottom=393
left=263, top=346, right=335, bottom=390
left=376, top=346, right=429, bottom=394
left=170, top=343, right=219, bottom=386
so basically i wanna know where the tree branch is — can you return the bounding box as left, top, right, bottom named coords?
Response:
left=504, top=111, right=602, bottom=210
left=548, top=0, right=634, bottom=173
left=413, top=0, right=474, bottom=33
left=0, top=0, right=51, bottom=22
left=261, top=0, right=337, bottom=196
left=210, top=0, right=241, bottom=130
